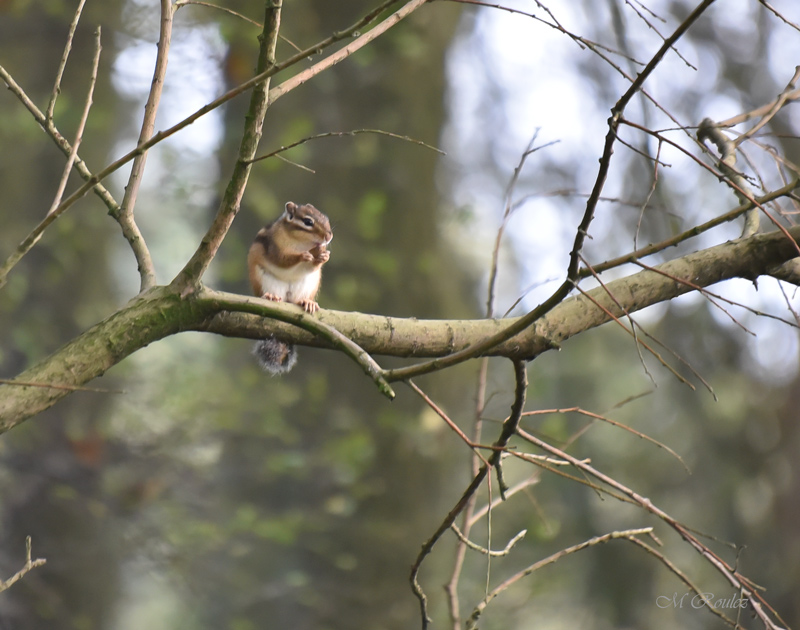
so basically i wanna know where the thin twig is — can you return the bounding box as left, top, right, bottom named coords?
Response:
left=522, top=407, right=688, bottom=472
left=446, top=356, right=491, bottom=630
left=624, top=118, right=800, bottom=254
left=175, top=0, right=261, bottom=27
left=467, top=475, right=541, bottom=526
left=444, top=134, right=548, bottom=629
left=487, top=132, right=546, bottom=317
left=48, top=26, right=102, bottom=217
left=736, top=66, right=800, bottom=145
left=632, top=260, right=758, bottom=335
left=627, top=537, right=738, bottom=628
left=466, top=528, right=655, bottom=629
left=248, top=128, right=445, bottom=164
left=623, top=0, right=696, bottom=69
left=0, top=537, right=47, bottom=594
left=450, top=523, right=526, bottom=557
left=406, top=381, right=490, bottom=466
left=447, top=0, right=644, bottom=65
left=633, top=138, right=663, bottom=250
left=757, top=0, right=800, bottom=32
left=46, top=0, right=88, bottom=122
left=176, top=0, right=306, bottom=52
left=0, top=65, right=120, bottom=234
left=581, top=252, right=657, bottom=386
left=0, top=29, right=103, bottom=287
left=697, top=118, right=758, bottom=236
left=274, top=153, right=316, bottom=173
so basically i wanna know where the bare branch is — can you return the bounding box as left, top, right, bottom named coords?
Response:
left=735, top=66, right=800, bottom=145
left=757, top=0, right=800, bottom=32
left=116, top=0, right=174, bottom=292
left=170, top=0, right=283, bottom=292
left=0, top=379, right=123, bottom=394
left=770, top=258, right=800, bottom=286
left=467, top=474, right=541, bottom=527
left=446, top=357, right=491, bottom=630
left=5, top=225, right=800, bottom=431
left=175, top=0, right=262, bottom=27
left=522, top=406, right=688, bottom=472
left=384, top=0, right=718, bottom=383
left=486, top=132, right=551, bottom=317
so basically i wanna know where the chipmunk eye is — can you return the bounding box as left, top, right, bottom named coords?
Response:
left=302, top=217, right=314, bottom=227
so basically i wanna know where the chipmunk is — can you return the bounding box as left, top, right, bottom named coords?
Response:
left=248, top=202, right=333, bottom=374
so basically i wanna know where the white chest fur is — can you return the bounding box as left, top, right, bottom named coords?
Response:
left=254, top=258, right=321, bottom=303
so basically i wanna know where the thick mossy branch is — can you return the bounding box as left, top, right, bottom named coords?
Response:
left=1, top=226, right=799, bottom=430
left=0, top=286, right=204, bottom=430
left=205, top=225, right=800, bottom=361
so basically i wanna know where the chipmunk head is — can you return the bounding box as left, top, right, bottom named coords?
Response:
left=283, top=202, right=333, bottom=249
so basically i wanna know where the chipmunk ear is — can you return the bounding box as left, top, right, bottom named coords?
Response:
left=285, top=201, right=298, bottom=216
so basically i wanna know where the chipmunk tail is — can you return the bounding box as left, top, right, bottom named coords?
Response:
left=253, top=337, right=298, bottom=375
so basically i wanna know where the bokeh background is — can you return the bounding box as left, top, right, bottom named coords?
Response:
left=1, top=1, right=799, bottom=629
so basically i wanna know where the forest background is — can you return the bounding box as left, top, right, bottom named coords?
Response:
left=1, top=0, right=799, bottom=629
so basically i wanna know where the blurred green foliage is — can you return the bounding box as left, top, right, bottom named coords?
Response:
left=1, top=2, right=799, bottom=630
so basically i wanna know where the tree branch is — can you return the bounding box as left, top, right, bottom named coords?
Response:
left=2, top=225, right=799, bottom=429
